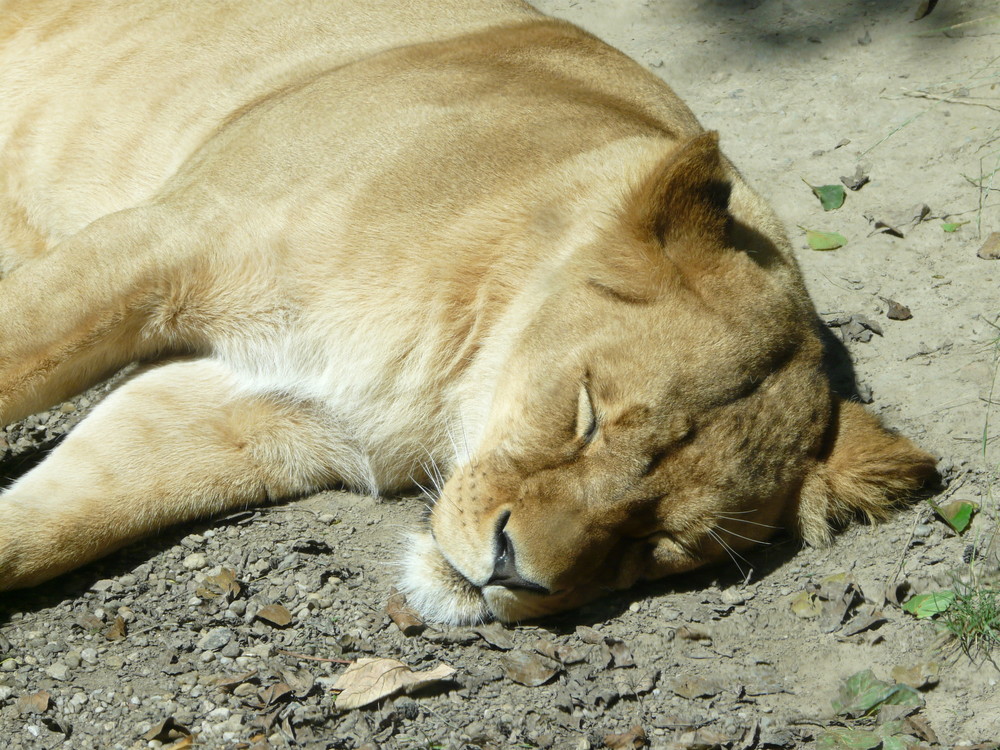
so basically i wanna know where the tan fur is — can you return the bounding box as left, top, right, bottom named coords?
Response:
left=0, top=0, right=936, bottom=622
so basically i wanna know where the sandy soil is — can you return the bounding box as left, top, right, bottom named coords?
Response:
left=1, top=1, right=998, bottom=748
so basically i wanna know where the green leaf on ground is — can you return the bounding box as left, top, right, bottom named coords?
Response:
left=816, top=727, right=882, bottom=750
left=882, top=733, right=921, bottom=750
left=903, top=591, right=957, bottom=619
left=800, top=226, right=848, bottom=250
left=805, top=181, right=847, bottom=211
left=832, top=670, right=924, bottom=717
left=816, top=722, right=919, bottom=750
left=941, top=221, right=969, bottom=232
left=931, top=499, right=978, bottom=533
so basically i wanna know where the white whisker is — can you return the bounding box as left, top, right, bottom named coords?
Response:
left=716, top=514, right=781, bottom=530
left=715, top=525, right=770, bottom=545
left=707, top=528, right=753, bottom=583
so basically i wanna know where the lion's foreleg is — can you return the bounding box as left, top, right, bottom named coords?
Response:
left=0, top=357, right=343, bottom=591
left=0, top=206, right=199, bottom=427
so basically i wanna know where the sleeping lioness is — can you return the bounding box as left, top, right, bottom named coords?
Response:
left=0, top=0, right=935, bottom=624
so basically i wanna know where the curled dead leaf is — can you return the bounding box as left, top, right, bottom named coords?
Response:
left=333, top=658, right=456, bottom=709
left=840, top=165, right=870, bottom=191
left=533, top=638, right=587, bottom=665
left=385, top=592, right=425, bottom=636
left=143, top=716, right=192, bottom=742
left=475, top=623, right=515, bottom=651
left=280, top=666, right=316, bottom=698
left=196, top=567, right=242, bottom=600
left=105, top=615, right=128, bottom=641
left=500, top=650, right=562, bottom=687
left=259, top=682, right=293, bottom=707
left=603, top=638, right=635, bottom=669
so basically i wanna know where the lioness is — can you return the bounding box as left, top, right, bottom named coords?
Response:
left=0, top=0, right=935, bottom=624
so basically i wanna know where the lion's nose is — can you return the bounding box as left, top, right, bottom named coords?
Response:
left=485, top=511, right=550, bottom=594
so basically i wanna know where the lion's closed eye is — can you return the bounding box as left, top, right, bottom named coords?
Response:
left=575, top=381, right=598, bottom=446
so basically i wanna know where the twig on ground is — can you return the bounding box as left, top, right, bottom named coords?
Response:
left=277, top=649, right=351, bottom=664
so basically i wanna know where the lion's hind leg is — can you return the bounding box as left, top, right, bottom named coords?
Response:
left=0, top=357, right=345, bottom=591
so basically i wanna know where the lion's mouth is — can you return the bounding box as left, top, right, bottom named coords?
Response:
left=398, top=530, right=491, bottom=625
left=398, top=527, right=573, bottom=624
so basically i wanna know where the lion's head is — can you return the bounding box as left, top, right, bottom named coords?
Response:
left=401, top=132, right=937, bottom=624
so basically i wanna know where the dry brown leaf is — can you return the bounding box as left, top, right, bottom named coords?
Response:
left=75, top=614, right=104, bottom=632
left=143, top=717, right=191, bottom=742
left=604, top=725, right=648, bottom=749
left=500, top=650, right=561, bottom=687
left=163, top=737, right=194, bottom=750
left=280, top=666, right=316, bottom=698
left=15, top=691, right=51, bottom=715
left=532, top=638, right=587, bottom=665
left=604, top=638, right=635, bottom=669
left=817, top=575, right=863, bottom=632
left=196, top=568, right=242, bottom=600
left=475, top=622, right=515, bottom=650
left=333, top=658, right=456, bottom=709
left=842, top=605, right=888, bottom=636
left=255, top=603, right=293, bottom=628
left=105, top=615, right=128, bottom=641
left=385, top=592, right=425, bottom=636
left=978, top=232, right=1000, bottom=260
left=259, top=682, right=293, bottom=707
left=213, top=670, right=258, bottom=692
left=905, top=714, right=939, bottom=744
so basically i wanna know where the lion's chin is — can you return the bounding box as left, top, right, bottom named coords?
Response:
left=399, top=531, right=491, bottom=625
left=399, top=531, right=565, bottom=625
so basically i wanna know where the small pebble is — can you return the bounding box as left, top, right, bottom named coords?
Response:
left=198, top=628, right=234, bottom=651
left=46, top=663, right=70, bottom=681
left=183, top=553, right=209, bottom=571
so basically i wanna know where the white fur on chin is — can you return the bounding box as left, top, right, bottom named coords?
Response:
left=399, top=531, right=491, bottom=626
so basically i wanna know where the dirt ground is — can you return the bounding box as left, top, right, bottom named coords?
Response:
left=2, top=1, right=999, bottom=748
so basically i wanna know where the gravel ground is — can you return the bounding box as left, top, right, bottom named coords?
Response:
left=2, top=1, right=999, bottom=748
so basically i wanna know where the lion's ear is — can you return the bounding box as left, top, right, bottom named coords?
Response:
left=623, top=130, right=732, bottom=247
left=794, top=398, right=939, bottom=546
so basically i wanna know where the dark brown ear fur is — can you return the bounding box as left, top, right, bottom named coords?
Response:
left=623, top=130, right=732, bottom=246
left=795, top=398, right=939, bottom=546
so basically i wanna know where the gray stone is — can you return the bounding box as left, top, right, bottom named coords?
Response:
left=198, top=627, right=234, bottom=652
left=45, top=663, right=70, bottom=681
